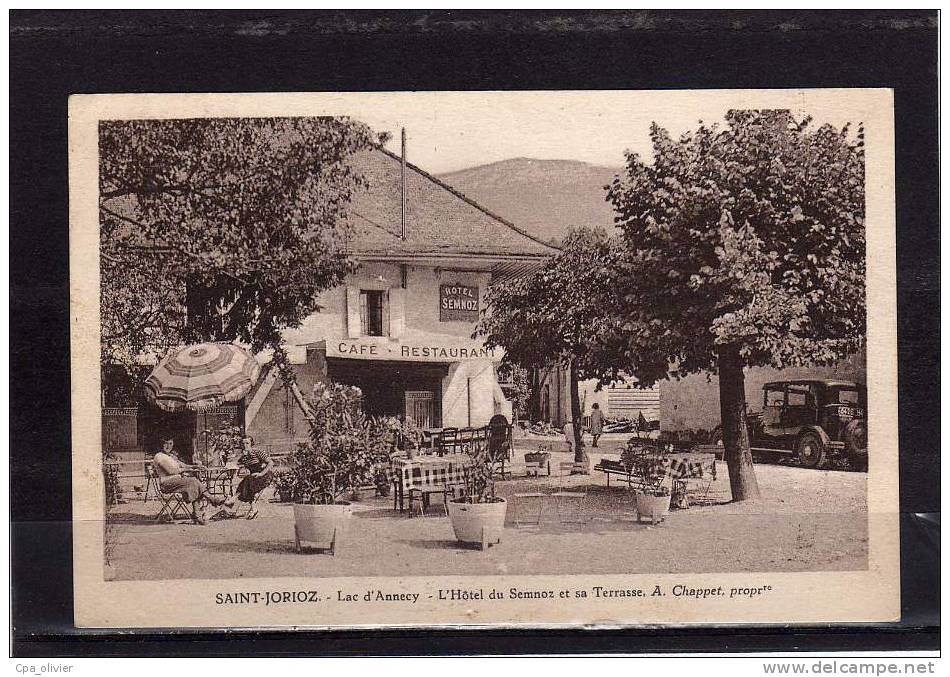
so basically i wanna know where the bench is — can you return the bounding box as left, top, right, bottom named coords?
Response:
left=593, top=459, right=640, bottom=488
left=594, top=455, right=717, bottom=503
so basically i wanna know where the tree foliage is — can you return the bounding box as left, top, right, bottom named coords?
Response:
left=496, top=362, right=532, bottom=420
left=99, top=116, right=380, bottom=372
left=278, top=383, right=392, bottom=505
left=478, top=227, right=625, bottom=466
left=607, top=109, right=865, bottom=502
left=606, top=110, right=866, bottom=383
left=478, top=226, right=625, bottom=382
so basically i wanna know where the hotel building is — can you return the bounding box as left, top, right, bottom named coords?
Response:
left=246, top=140, right=558, bottom=448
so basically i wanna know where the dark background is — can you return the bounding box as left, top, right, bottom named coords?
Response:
left=10, top=10, right=939, bottom=656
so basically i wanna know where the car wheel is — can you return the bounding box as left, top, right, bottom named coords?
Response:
left=843, top=420, right=868, bottom=472
left=795, top=432, right=825, bottom=469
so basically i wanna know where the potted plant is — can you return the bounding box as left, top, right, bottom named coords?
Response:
left=282, top=382, right=389, bottom=554
left=620, top=437, right=644, bottom=473
left=204, top=423, right=244, bottom=466
left=447, top=439, right=507, bottom=550
left=366, top=416, right=421, bottom=498
left=385, top=415, right=422, bottom=458
left=623, top=440, right=672, bottom=524
left=524, top=443, right=552, bottom=476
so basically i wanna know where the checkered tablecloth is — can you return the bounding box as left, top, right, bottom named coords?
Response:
left=664, top=453, right=717, bottom=481
left=392, top=454, right=474, bottom=493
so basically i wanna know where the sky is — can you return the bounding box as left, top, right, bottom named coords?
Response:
left=294, top=90, right=871, bottom=174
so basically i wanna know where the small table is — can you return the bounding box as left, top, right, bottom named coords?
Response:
left=523, top=451, right=552, bottom=476
left=663, top=453, right=716, bottom=481
left=664, top=452, right=717, bottom=504
left=391, top=454, right=474, bottom=512
left=189, top=466, right=239, bottom=499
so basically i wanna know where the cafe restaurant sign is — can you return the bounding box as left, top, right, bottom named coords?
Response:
left=324, top=339, right=499, bottom=363
left=440, top=284, right=479, bottom=322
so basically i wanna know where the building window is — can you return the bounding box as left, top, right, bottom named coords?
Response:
left=360, top=290, right=385, bottom=336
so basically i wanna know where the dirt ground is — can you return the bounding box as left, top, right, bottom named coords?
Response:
left=105, top=436, right=867, bottom=581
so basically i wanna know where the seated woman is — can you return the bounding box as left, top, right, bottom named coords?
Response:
left=230, top=435, right=274, bottom=520
left=152, top=437, right=233, bottom=525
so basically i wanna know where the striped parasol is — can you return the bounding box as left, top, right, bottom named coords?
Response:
left=145, top=342, right=261, bottom=412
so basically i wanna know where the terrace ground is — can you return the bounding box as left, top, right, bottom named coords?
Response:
left=104, top=435, right=868, bottom=581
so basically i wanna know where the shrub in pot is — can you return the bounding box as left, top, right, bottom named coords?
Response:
left=103, top=450, right=123, bottom=507
left=381, top=415, right=422, bottom=458
left=447, top=438, right=507, bottom=550
left=523, top=444, right=552, bottom=476
left=623, top=440, right=672, bottom=524
left=283, top=382, right=391, bottom=554
left=203, top=424, right=244, bottom=466
left=272, top=469, right=294, bottom=503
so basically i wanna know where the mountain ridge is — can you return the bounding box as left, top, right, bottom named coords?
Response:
left=438, top=157, right=623, bottom=245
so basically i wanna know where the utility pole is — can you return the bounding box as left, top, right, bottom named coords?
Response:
left=401, top=127, right=407, bottom=240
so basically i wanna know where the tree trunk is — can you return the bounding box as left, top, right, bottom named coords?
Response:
left=287, top=381, right=316, bottom=424
left=718, top=344, right=761, bottom=502
left=569, top=359, right=588, bottom=470
left=527, top=368, right=542, bottom=422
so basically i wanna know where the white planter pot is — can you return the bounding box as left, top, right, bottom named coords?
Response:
left=293, top=502, right=352, bottom=554
left=447, top=498, right=507, bottom=550
left=635, top=493, right=671, bottom=524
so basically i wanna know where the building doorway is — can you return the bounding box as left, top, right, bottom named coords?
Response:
left=326, top=358, right=447, bottom=426
left=405, top=391, right=435, bottom=428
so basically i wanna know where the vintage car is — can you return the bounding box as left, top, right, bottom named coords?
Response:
left=715, top=379, right=868, bottom=470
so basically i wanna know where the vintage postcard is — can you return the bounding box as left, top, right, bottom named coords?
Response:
left=70, top=89, right=898, bottom=629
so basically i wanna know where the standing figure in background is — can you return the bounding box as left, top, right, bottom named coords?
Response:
left=231, top=435, right=274, bottom=520
left=589, top=403, right=605, bottom=448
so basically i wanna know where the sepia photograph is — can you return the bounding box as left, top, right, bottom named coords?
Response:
left=69, top=89, right=898, bottom=628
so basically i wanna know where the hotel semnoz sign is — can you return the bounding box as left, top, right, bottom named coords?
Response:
left=440, top=284, right=479, bottom=322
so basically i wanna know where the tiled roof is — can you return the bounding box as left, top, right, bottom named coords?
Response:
left=344, top=148, right=559, bottom=258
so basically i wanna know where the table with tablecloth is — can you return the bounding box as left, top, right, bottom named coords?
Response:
left=391, top=453, right=474, bottom=512
left=663, top=452, right=717, bottom=481
left=661, top=452, right=718, bottom=506
left=596, top=452, right=717, bottom=498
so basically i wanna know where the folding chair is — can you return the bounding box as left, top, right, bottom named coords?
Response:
left=551, top=489, right=588, bottom=523
left=553, top=461, right=589, bottom=523
left=511, top=491, right=544, bottom=525
left=557, top=461, right=587, bottom=483
left=685, top=458, right=717, bottom=505
left=485, top=427, right=511, bottom=480
left=148, top=466, right=190, bottom=522
left=456, top=428, right=475, bottom=454
left=438, top=428, right=459, bottom=456
left=143, top=461, right=161, bottom=502
left=407, top=467, right=452, bottom=518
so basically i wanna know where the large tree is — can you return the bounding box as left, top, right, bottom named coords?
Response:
left=606, top=110, right=865, bottom=501
left=478, top=227, right=626, bottom=468
left=99, top=117, right=381, bottom=384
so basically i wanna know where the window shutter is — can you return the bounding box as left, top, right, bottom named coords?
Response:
left=346, top=286, right=361, bottom=338
left=389, top=288, right=406, bottom=338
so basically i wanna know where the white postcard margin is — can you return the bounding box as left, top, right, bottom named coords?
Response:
left=69, top=89, right=899, bottom=629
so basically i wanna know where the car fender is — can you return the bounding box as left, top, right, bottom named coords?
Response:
left=842, top=419, right=868, bottom=455
left=798, top=425, right=831, bottom=448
